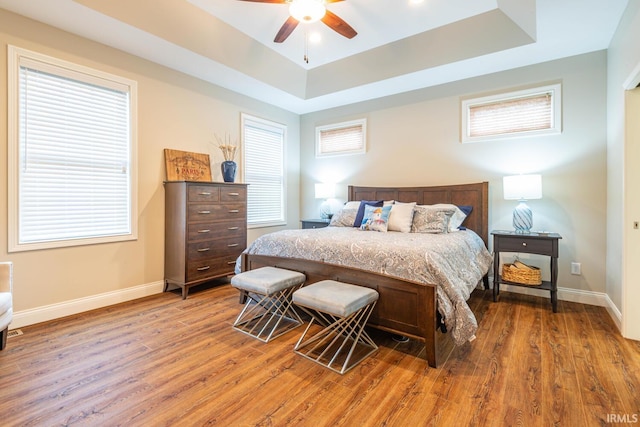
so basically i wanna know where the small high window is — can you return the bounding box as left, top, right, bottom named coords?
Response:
left=461, top=83, right=562, bottom=143
left=316, top=119, right=366, bottom=157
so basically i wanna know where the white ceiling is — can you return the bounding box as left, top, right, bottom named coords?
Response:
left=0, top=0, right=629, bottom=114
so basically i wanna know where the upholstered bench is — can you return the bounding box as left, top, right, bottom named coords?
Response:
left=231, top=266, right=306, bottom=342
left=292, top=280, right=379, bottom=374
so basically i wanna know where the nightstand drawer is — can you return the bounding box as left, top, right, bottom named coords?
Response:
left=301, top=219, right=330, bottom=229
left=496, top=237, right=553, bottom=256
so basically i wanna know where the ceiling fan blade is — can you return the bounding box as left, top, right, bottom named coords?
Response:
left=237, top=0, right=287, bottom=3
left=321, top=10, right=357, bottom=39
left=274, top=16, right=299, bottom=43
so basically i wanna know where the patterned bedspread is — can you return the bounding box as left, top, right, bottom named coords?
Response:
left=240, top=227, right=493, bottom=345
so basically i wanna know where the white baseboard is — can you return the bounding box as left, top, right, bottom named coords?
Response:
left=11, top=280, right=165, bottom=329
left=500, top=284, right=623, bottom=330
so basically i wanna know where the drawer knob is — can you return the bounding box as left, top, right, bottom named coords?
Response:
left=227, top=261, right=236, bottom=265
left=198, top=210, right=211, bottom=214
left=198, top=229, right=211, bottom=233
left=228, top=192, right=239, bottom=196
left=228, top=226, right=239, bottom=230
left=197, top=266, right=210, bottom=271
left=228, top=243, right=239, bottom=247
left=197, top=248, right=210, bottom=252
left=522, top=242, right=527, bottom=247
left=229, top=210, right=239, bottom=213
left=198, top=192, right=211, bottom=196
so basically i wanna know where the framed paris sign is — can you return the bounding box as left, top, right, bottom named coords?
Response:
left=164, top=149, right=212, bottom=182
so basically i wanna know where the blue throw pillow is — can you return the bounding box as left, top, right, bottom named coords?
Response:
left=458, top=205, right=473, bottom=217
left=354, top=200, right=383, bottom=227
left=458, top=205, right=473, bottom=229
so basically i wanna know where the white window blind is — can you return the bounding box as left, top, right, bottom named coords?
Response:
left=242, top=114, right=286, bottom=227
left=8, top=46, right=137, bottom=251
left=461, top=84, right=561, bottom=143
left=316, top=119, right=366, bottom=157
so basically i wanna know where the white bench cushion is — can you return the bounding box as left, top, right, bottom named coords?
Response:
left=293, top=280, right=379, bottom=318
left=231, top=267, right=305, bottom=295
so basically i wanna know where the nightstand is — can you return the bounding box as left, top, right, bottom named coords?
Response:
left=491, top=230, right=562, bottom=312
left=301, top=219, right=330, bottom=229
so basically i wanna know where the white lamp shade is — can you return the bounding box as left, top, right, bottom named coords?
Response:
left=503, top=174, right=542, bottom=200
left=315, top=183, right=335, bottom=199
left=289, top=0, right=326, bottom=23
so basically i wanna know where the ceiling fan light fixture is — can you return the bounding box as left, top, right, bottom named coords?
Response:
left=289, top=0, right=326, bottom=24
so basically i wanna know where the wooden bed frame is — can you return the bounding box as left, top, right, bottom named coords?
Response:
left=241, top=182, right=489, bottom=368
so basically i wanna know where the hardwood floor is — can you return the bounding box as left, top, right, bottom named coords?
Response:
left=1, top=282, right=639, bottom=426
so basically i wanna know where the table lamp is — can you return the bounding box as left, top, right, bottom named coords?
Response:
left=315, top=183, right=336, bottom=219
left=503, top=174, right=542, bottom=234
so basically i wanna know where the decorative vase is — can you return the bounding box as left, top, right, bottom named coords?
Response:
left=221, top=160, right=237, bottom=183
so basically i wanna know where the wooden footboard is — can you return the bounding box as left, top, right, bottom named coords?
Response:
left=241, top=253, right=440, bottom=368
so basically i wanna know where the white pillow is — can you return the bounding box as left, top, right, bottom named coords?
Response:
left=431, top=203, right=468, bottom=231
left=388, top=201, right=416, bottom=233
left=343, top=201, right=361, bottom=210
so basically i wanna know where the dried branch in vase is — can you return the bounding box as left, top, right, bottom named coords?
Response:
left=214, top=132, right=238, bottom=162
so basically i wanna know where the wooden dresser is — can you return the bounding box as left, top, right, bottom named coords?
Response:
left=164, top=181, right=248, bottom=299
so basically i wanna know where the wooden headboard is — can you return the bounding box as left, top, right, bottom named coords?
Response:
left=348, top=182, right=489, bottom=247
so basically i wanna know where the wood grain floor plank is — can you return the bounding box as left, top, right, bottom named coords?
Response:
left=500, top=293, right=543, bottom=426
left=563, top=300, right=627, bottom=425
left=540, top=300, right=586, bottom=426
left=1, top=284, right=639, bottom=426
left=583, top=304, right=640, bottom=418
left=456, top=292, right=517, bottom=426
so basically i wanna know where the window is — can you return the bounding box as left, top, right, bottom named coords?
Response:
left=8, top=46, right=137, bottom=252
left=461, top=83, right=561, bottom=143
left=316, top=118, right=366, bottom=157
left=242, top=114, right=286, bottom=228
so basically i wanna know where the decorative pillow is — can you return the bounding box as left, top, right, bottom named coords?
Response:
left=388, top=201, right=416, bottom=233
left=432, top=203, right=470, bottom=231
left=457, top=205, right=473, bottom=229
left=354, top=200, right=383, bottom=227
left=360, top=205, right=392, bottom=232
left=411, top=205, right=456, bottom=234
left=343, top=201, right=361, bottom=210
left=329, top=208, right=358, bottom=227
left=458, top=205, right=473, bottom=217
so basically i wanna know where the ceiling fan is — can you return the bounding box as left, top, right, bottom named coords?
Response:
left=238, top=0, right=357, bottom=43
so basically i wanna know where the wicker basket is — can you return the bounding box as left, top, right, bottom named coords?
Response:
left=502, top=260, right=542, bottom=285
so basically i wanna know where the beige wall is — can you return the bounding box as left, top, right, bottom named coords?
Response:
left=0, top=9, right=300, bottom=323
left=607, top=1, right=640, bottom=338
left=301, top=51, right=608, bottom=296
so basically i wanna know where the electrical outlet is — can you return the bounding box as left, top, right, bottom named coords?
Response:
left=571, top=262, right=581, bottom=275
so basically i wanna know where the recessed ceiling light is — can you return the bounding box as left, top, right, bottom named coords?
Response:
left=409, top=0, right=425, bottom=4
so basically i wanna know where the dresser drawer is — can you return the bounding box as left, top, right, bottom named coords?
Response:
left=186, top=256, right=238, bottom=281
left=188, top=185, right=220, bottom=202
left=187, top=237, right=246, bottom=260
left=496, top=237, right=553, bottom=256
left=187, top=203, right=246, bottom=222
left=221, top=187, right=247, bottom=202
left=187, top=220, right=246, bottom=242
